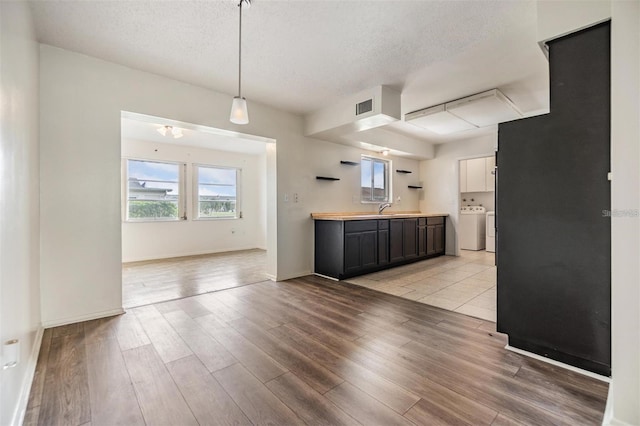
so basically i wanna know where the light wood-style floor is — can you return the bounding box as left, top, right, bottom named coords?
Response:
left=26, top=276, right=607, bottom=426
left=123, top=249, right=267, bottom=308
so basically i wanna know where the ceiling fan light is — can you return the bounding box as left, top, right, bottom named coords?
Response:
left=230, top=97, right=249, bottom=125
left=171, top=127, right=183, bottom=138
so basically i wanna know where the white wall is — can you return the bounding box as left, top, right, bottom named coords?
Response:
left=419, top=134, right=497, bottom=255
left=121, top=139, right=267, bottom=262
left=39, top=45, right=421, bottom=326
left=609, top=1, right=640, bottom=424
left=39, top=45, right=283, bottom=326
left=0, top=3, right=42, bottom=425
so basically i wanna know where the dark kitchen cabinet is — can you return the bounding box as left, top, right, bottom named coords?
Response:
left=389, top=219, right=404, bottom=263
left=426, top=225, right=436, bottom=256
left=391, top=218, right=419, bottom=262
left=378, top=220, right=390, bottom=265
left=418, top=225, right=427, bottom=256
left=426, top=217, right=445, bottom=256
left=420, top=217, right=445, bottom=257
left=343, top=220, right=378, bottom=275
left=434, top=224, right=445, bottom=254
left=403, top=219, right=418, bottom=260
left=344, top=231, right=377, bottom=274
left=314, top=216, right=446, bottom=280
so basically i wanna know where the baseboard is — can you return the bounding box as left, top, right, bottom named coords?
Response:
left=313, top=273, right=339, bottom=281
left=603, top=383, right=614, bottom=425
left=42, top=307, right=125, bottom=328
left=276, top=270, right=313, bottom=282
left=265, top=273, right=277, bottom=281
left=505, top=345, right=610, bottom=382
left=602, top=384, right=636, bottom=426
left=122, top=246, right=263, bottom=263
left=12, top=326, right=44, bottom=426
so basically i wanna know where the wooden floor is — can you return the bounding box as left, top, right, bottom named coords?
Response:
left=26, top=276, right=607, bottom=426
left=123, top=249, right=267, bottom=308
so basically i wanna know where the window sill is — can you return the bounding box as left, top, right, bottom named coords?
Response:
left=193, top=216, right=240, bottom=221
left=124, top=218, right=185, bottom=223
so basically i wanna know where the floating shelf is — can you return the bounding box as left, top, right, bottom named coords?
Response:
left=340, top=161, right=359, bottom=166
left=396, top=169, right=413, bottom=174
left=408, top=185, right=423, bottom=189
left=316, top=176, right=340, bottom=181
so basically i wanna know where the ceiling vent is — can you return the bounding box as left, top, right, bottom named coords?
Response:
left=305, top=85, right=401, bottom=140
left=356, top=99, right=373, bottom=115
left=405, top=89, right=522, bottom=135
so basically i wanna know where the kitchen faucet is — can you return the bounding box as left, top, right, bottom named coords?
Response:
left=378, top=202, right=392, bottom=214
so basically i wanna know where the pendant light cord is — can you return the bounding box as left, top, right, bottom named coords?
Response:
left=238, top=0, right=243, bottom=98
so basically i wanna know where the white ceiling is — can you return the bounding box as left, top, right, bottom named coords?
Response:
left=30, top=0, right=549, bottom=147
left=121, top=114, right=270, bottom=155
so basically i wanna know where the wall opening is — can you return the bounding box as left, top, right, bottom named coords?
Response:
left=120, top=111, right=276, bottom=308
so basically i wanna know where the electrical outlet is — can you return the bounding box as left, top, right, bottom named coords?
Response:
left=294, top=193, right=299, bottom=203
left=284, top=193, right=289, bottom=202
left=396, top=196, right=401, bottom=205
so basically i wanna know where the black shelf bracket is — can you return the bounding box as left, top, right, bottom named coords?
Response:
left=316, top=176, right=340, bottom=181
left=396, top=169, right=413, bottom=174
left=340, top=161, right=359, bottom=166
left=408, top=185, right=423, bottom=189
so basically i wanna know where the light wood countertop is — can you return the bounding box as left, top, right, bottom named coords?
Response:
left=310, top=212, right=449, bottom=221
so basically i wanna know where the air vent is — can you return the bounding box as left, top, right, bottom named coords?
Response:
left=356, top=99, right=373, bottom=115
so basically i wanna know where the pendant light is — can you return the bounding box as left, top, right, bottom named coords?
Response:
left=230, top=0, right=250, bottom=125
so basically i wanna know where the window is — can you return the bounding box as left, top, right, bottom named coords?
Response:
left=126, top=159, right=185, bottom=221
left=361, top=155, right=391, bottom=203
left=195, top=165, right=240, bottom=219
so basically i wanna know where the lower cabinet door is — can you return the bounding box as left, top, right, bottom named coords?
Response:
left=390, top=219, right=404, bottom=263
left=418, top=226, right=427, bottom=257
left=361, top=231, right=378, bottom=269
left=345, top=231, right=378, bottom=274
left=403, top=219, right=418, bottom=259
left=378, top=229, right=389, bottom=265
left=344, top=233, right=362, bottom=274
left=434, top=224, right=445, bottom=254
left=427, top=225, right=436, bottom=255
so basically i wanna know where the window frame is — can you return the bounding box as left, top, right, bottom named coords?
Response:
left=193, top=163, right=242, bottom=221
left=360, top=154, right=392, bottom=204
left=124, top=158, right=187, bottom=222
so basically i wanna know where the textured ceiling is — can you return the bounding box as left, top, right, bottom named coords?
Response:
left=29, top=1, right=549, bottom=148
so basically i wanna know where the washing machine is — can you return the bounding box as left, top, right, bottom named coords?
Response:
left=486, top=211, right=495, bottom=253
left=459, top=206, right=486, bottom=250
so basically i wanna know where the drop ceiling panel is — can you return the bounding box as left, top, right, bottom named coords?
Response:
left=447, top=89, right=523, bottom=127
left=405, top=105, right=477, bottom=135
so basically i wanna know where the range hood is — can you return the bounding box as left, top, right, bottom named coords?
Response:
left=405, top=89, right=523, bottom=135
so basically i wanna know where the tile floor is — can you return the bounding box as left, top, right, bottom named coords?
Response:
left=345, top=250, right=497, bottom=322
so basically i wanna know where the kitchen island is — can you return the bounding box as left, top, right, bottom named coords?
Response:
left=311, top=212, right=447, bottom=280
